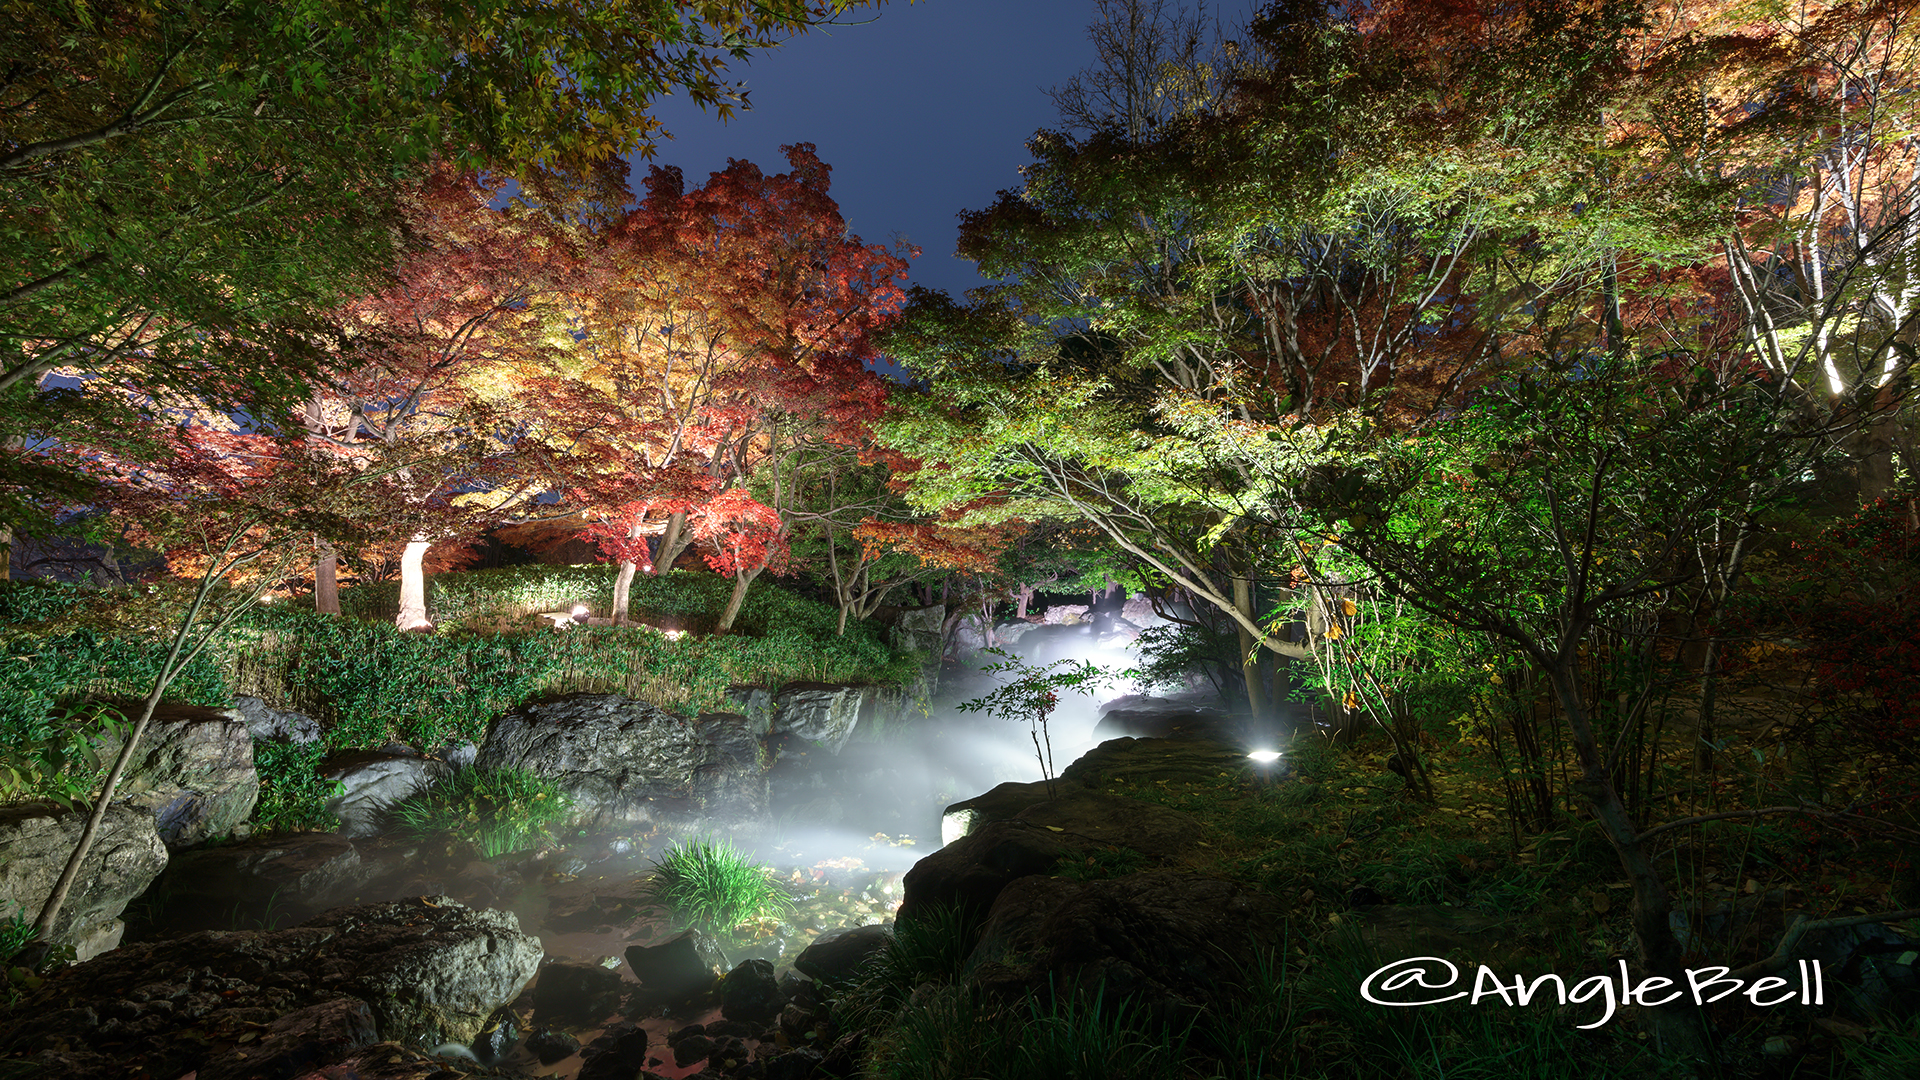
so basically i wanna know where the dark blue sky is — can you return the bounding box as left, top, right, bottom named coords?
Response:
left=637, top=1, right=1101, bottom=300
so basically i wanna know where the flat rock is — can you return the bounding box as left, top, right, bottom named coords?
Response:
left=0, top=897, right=541, bottom=1079
left=1006, top=789, right=1206, bottom=865
left=1059, top=736, right=1255, bottom=789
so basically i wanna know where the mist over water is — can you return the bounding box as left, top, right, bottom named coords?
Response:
left=739, top=613, right=1189, bottom=871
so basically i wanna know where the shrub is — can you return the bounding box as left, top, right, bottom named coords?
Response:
left=644, top=836, right=792, bottom=935
left=0, top=579, right=87, bottom=625
left=0, top=914, right=35, bottom=964
left=0, top=702, right=132, bottom=810
left=250, top=741, right=343, bottom=834
left=383, top=767, right=573, bottom=857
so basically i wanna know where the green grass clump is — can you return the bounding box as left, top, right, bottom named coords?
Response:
left=832, top=903, right=980, bottom=1033
left=0, top=915, right=36, bottom=964
left=645, top=836, right=793, bottom=935
left=384, top=767, right=573, bottom=858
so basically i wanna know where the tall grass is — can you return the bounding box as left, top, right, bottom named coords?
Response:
left=863, top=981, right=1195, bottom=1080
left=644, top=836, right=793, bottom=935
left=383, top=767, right=573, bottom=857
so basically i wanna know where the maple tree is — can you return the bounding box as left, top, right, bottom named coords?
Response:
left=24, top=413, right=390, bottom=951
left=875, top=0, right=1920, bottom=1060
left=0, top=0, right=888, bottom=579
left=519, top=145, right=911, bottom=628
left=307, top=167, right=581, bottom=628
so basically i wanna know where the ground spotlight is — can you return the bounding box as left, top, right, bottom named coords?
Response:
left=571, top=604, right=590, bottom=624
left=1247, top=749, right=1282, bottom=764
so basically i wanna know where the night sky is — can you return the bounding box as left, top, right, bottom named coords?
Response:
left=638, top=1, right=1102, bottom=300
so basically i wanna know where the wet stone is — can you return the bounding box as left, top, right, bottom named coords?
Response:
left=524, top=1027, right=581, bottom=1065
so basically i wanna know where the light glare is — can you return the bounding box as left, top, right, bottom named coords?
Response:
left=1247, top=749, right=1282, bottom=763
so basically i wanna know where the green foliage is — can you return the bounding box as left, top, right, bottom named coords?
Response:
left=1, top=567, right=914, bottom=839
left=644, top=836, right=793, bottom=936
left=830, top=903, right=981, bottom=1037
left=0, top=915, right=36, bottom=965
left=383, top=767, right=572, bottom=857
left=0, top=626, right=229, bottom=737
left=1849, top=1015, right=1920, bottom=1080
left=227, top=605, right=909, bottom=752
left=0, top=580, right=87, bottom=625
left=0, top=702, right=132, bottom=810
left=250, top=741, right=343, bottom=835
left=1130, top=620, right=1243, bottom=703
left=6, top=568, right=912, bottom=758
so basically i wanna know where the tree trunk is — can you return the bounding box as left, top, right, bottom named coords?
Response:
left=1546, top=663, right=1713, bottom=1061
left=1849, top=413, right=1899, bottom=502
left=653, top=511, right=690, bottom=575
left=396, top=537, right=432, bottom=630
left=611, top=559, right=638, bottom=624
left=716, top=570, right=753, bottom=633
left=0, top=523, right=12, bottom=581
left=1233, top=573, right=1266, bottom=718
left=32, top=529, right=292, bottom=952
left=315, top=541, right=340, bottom=614
left=1015, top=583, right=1034, bottom=619
left=1694, top=636, right=1721, bottom=773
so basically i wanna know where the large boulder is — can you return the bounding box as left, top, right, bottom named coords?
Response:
left=286, top=897, right=544, bottom=1045
left=321, top=745, right=452, bottom=838
left=530, top=959, right=625, bottom=1026
left=476, top=694, right=770, bottom=829
left=0, top=896, right=542, bottom=1080
left=887, top=604, right=945, bottom=657
left=964, top=871, right=1287, bottom=1030
left=793, top=924, right=893, bottom=985
left=992, top=620, right=1045, bottom=649
left=724, top=685, right=777, bottom=733
left=1092, top=702, right=1236, bottom=742
left=107, top=703, right=259, bottom=850
left=693, top=712, right=771, bottom=819
left=896, top=820, right=1081, bottom=926
left=769, top=683, right=866, bottom=754
left=626, top=929, right=728, bottom=1003
left=232, top=694, right=322, bottom=744
left=0, top=801, right=166, bottom=960
left=939, top=780, right=1059, bottom=846
left=940, top=782, right=1206, bottom=861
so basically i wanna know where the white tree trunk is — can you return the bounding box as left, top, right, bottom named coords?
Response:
left=396, top=538, right=432, bottom=630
